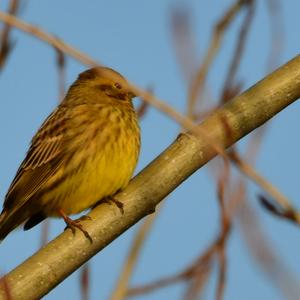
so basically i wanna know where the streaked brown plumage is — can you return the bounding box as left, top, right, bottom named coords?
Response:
left=0, top=67, right=140, bottom=241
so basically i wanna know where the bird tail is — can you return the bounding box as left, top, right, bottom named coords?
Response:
left=0, top=210, right=9, bottom=241
left=0, top=209, right=25, bottom=241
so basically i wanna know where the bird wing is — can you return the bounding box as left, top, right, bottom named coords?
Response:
left=3, top=106, right=69, bottom=212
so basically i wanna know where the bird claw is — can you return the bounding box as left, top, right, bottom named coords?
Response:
left=103, top=197, right=124, bottom=214
left=59, top=209, right=93, bottom=243
left=64, top=220, right=93, bottom=243
left=74, top=215, right=92, bottom=223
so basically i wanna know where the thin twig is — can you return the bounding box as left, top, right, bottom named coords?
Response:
left=128, top=169, right=235, bottom=299
left=229, top=151, right=299, bottom=218
left=231, top=87, right=300, bottom=300
left=238, top=199, right=300, bottom=300
left=110, top=214, right=157, bottom=300
left=182, top=248, right=215, bottom=300
left=137, top=86, right=153, bottom=119
left=55, top=48, right=66, bottom=101
left=128, top=242, right=216, bottom=299
left=258, top=194, right=300, bottom=223
left=136, top=100, right=149, bottom=119
left=0, top=11, right=98, bottom=66
left=169, top=5, right=198, bottom=82
left=187, top=0, right=247, bottom=118
left=0, top=0, right=19, bottom=70
left=136, top=87, right=229, bottom=160
left=80, top=263, right=90, bottom=300
left=220, top=0, right=255, bottom=103
left=265, top=0, right=284, bottom=72
left=214, top=172, right=231, bottom=300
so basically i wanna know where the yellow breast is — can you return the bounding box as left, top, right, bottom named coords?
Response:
left=42, top=103, right=140, bottom=215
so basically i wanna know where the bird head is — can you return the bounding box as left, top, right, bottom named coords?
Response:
left=66, top=67, right=137, bottom=104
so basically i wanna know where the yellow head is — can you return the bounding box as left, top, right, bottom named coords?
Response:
left=65, top=67, right=136, bottom=105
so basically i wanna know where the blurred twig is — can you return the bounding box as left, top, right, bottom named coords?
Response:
left=0, top=0, right=19, bottom=71
left=231, top=96, right=296, bottom=297
left=222, top=4, right=300, bottom=297
left=180, top=6, right=247, bottom=294
left=229, top=150, right=299, bottom=219
left=170, top=5, right=198, bottom=82
left=55, top=48, right=66, bottom=101
left=0, top=11, right=98, bottom=66
left=238, top=198, right=300, bottom=300
left=220, top=0, right=255, bottom=103
left=258, top=194, right=300, bottom=224
left=214, top=169, right=230, bottom=300
left=234, top=104, right=300, bottom=300
left=128, top=241, right=215, bottom=299
left=80, top=263, right=90, bottom=300
left=265, top=0, right=284, bottom=71
left=137, top=86, right=153, bottom=120
left=136, top=100, right=149, bottom=119
left=128, top=183, right=234, bottom=300
left=183, top=152, right=234, bottom=300
left=110, top=214, right=157, bottom=300
left=187, top=0, right=248, bottom=118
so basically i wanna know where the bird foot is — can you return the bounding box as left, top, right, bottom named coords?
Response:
left=103, top=196, right=124, bottom=214
left=75, top=215, right=92, bottom=222
left=58, top=209, right=93, bottom=243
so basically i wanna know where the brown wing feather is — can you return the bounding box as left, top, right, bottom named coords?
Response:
left=3, top=106, right=69, bottom=212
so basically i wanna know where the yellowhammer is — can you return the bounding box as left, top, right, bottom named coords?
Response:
left=0, top=67, right=141, bottom=241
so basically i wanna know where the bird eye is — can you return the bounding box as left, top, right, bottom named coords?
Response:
left=114, top=82, right=122, bottom=89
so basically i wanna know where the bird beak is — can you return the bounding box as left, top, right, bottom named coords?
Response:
left=128, top=91, right=137, bottom=98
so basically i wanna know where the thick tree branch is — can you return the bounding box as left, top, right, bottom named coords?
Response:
left=1, top=55, right=300, bottom=300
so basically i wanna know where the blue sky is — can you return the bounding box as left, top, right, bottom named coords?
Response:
left=0, top=1, right=300, bottom=299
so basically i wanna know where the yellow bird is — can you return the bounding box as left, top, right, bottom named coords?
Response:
left=0, top=67, right=141, bottom=241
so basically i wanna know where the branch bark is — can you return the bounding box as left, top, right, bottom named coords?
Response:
left=1, top=55, right=300, bottom=300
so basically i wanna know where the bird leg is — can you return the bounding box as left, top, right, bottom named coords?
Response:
left=58, top=208, right=92, bottom=243
left=102, top=196, right=124, bottom=214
